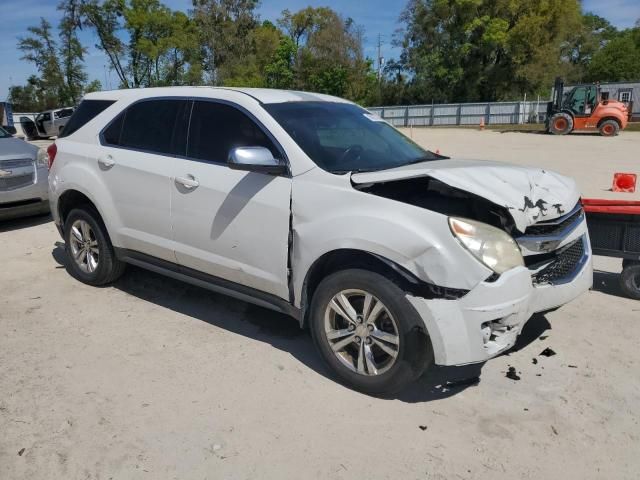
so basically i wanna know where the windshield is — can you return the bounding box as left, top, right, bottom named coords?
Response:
left=0, top=127, right=11, bottom=138
left=264, top=101, right=442, bottom=173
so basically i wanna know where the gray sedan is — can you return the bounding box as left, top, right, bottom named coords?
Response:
left=0, top=127, right=50, bottom=220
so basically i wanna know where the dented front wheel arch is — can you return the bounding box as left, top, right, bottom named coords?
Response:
left=298, top=249, right=469, bottom=327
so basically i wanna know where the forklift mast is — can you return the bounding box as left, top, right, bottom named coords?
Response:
left=548, top=77, right=564, bottom=115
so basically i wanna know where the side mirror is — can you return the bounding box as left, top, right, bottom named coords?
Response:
left=228, top=146, right=287, bottom=175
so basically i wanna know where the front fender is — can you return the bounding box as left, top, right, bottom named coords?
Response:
left=290, top=169, right=493, bottom=306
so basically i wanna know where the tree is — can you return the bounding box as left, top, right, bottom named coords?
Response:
left=17, top=18, right=65, bottom=108
left=79, top=0, right=203, bottom=88
left=192, top=0, right=260, bottom=84
left=587, top=27, right=640, bottom=82
left=564, top=14, right=617, bottom=82
left=276, top=7, right=374, bottom=102
left=58, top=0, right=88, bottom=104
left=84, top=79, right=103, bottom=93
left=264, top=36, right=296, bottom=89
left=8, top=76, right=45, bottom=112
left=397, top=0, right=583, bottom=102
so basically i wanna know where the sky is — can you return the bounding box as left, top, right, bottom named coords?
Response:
left=1, top=0, right=639, bottom=101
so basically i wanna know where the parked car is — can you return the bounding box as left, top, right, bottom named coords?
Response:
left=0, top=126, right=50, bottom=220
left=47, top=88, right=592, bottom=394
left=19, top=107, right=75, bottom=139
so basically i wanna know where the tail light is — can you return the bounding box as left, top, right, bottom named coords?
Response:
left=47, top=142, right=57, bottom=169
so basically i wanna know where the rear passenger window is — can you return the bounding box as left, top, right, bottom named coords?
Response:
left=60, top=100, right=114, bottom=138
left=118, top=99, right=189, bottom=156
left=187, top=101, right=278, bottom=163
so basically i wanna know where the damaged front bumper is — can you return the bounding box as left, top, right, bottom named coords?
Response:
left=406, top=228, right=593, bottom=366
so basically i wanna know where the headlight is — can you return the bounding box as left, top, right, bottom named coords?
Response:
left=36, top=148, right=48, bottom=167
left=449, top=217, right=524, bottom=274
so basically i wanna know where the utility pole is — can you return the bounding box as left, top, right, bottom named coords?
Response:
left=377, top=34, right=385, bottom=80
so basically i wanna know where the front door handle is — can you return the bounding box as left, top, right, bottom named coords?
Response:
left=98, top=155, right=115, bottom=169
left=175, top=175, right=199, bottom=190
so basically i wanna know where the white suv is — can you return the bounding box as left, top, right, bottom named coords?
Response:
left=48, top=87, right=592, bottom=395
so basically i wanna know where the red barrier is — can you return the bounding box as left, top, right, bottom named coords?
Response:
left=582, top=198, right=640, bottom=215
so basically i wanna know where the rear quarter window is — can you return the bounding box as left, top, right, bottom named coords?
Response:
left=59, top=100, right=115, bottom=138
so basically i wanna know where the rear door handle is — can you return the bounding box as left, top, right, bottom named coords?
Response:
left=98, top=155, right=115, bottom=169
left=175, top=175, right=199, bottom=190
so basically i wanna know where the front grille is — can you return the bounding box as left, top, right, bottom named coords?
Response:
left=524, top=206, right=583, bottom=236
left=0, top=158, right=35, bottom=191
left=0, top=159, right=33, bottom=169
left=532, top=237, right=585, bottom=285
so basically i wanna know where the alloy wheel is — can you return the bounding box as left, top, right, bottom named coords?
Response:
left=69, top=219, right=99, bottom=274
left=324, top=289, right=400, bottom=376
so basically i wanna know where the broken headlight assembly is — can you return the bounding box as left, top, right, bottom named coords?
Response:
left=448, top=217, right=524, bottom=274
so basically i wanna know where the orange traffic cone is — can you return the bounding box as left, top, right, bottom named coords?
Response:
left=479, top=118, right=485, bottom=130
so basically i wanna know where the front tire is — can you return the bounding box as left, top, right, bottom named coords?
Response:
left=548, top=113, right=573, bottom=135
left=309, top=269, right=432, bottom=395
left=64, top=207, right=125, bottom=286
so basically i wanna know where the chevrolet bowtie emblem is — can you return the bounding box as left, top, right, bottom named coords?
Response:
left=0, top=169, right=12, bottom=177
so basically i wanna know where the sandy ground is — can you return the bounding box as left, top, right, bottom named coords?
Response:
left=1, top=131, right=640, bottom=479
left=401, top=128, right=640, bottom=200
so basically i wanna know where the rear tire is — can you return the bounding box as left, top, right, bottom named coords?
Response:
left=620, top=264, right=640, bottom=300
left=548, top=113, right=573, bottom=135
left=63, top=207, right=125, bottom=286
left=599, top=119, right=620, bottom=137
left=309, top=269, right=432, bottom=396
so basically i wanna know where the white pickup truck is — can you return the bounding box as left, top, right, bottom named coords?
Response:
left=17, top=107, right=75, bottom=139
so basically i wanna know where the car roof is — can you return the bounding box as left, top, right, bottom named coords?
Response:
left=84, top=86, right=352, bottom=105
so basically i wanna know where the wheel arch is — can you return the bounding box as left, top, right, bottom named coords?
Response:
left=597, top=116, right=622, bottom=128
left=298, top=249, right=468, bottom=328
left=57, top=188, right=115, bottom=245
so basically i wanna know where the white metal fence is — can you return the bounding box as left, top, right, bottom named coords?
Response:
left=368, top=101, right=549, bottom=127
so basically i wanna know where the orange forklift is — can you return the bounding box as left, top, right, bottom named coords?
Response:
left=546, top=77, right=632, bottom=136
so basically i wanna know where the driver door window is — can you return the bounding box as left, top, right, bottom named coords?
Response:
left=187, top=101, right=279, bottom=163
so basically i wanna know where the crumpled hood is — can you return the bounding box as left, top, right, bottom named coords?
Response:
left=351, top=159, right=580, bottom=232
left=0, top=137, right=39, bottom=159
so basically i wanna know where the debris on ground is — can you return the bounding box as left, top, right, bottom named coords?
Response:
left=434, top=377, right=480, bottom=393
left=539, top=335, right=549, bottom=341
left=551, top=425, right=559, bottom=436
left=568, top=365, right=578, bottom=368
left=419, top=425, right=428, bottom=431
left=540, top=347, right=556, bottom=357
left=17, top=448, right=25, bottom=456
left=524, top=408, right=529, bottom=411
left=506, top=366, right=521, bottom=381
left=445, top=377, right=480, bottom=389
left=532, top=358, right=538, bottom=365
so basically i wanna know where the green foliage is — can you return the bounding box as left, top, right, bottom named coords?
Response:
left=586, top=28, right=640, bottom=82
left=396, top=0, right=584, bottom=102
left=264, top=36, right=296, bottom=89
left=8, top=76, right=47, bottom=112
left=11, top=0, right=640, bottom=111
left=79, top=0, right=202, bottom=88
left=17, top=18, right=65, bottom=108
left=58, top=0, right=87, bottom=103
